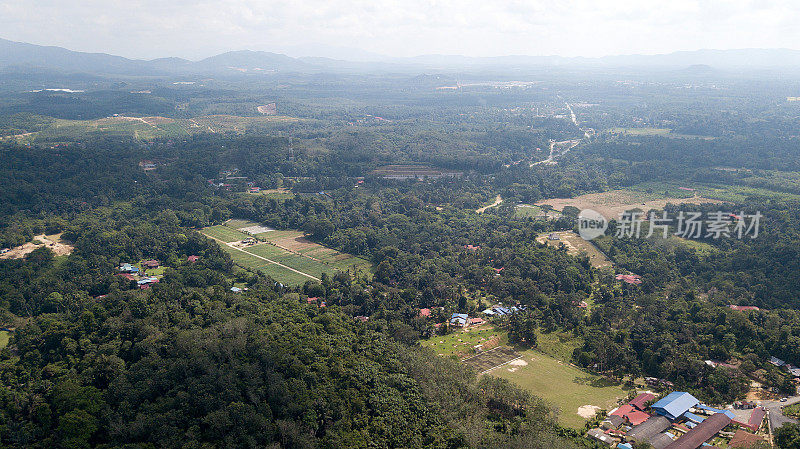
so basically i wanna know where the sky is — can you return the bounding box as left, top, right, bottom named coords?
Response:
left=1, top=0, right=800, bottom=60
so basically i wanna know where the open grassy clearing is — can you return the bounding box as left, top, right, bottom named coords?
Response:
left=421, top=325, right=506, bottom=358
left=18, top=114, right=301, bottom=142
left=535, top=187, right=722, bottom=220
left=535, top=330, right=584, bottom=361
left=536, top=231, right=613, bottom=269
left=605, top=127, right=714, bottom=139
left=491, top=349, right=631, bottom=429
left=245, top=189, right=294, bottom=200
left=0, top=331, right=9, bottom=349
left=514, top=204, right=543, bottom=218
left=201, top=225, right=250, bottom=243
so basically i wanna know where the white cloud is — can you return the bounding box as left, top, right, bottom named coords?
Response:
left=1, top=0, right=799, bottom=59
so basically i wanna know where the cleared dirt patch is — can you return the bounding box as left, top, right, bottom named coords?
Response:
left=476, top=195, right=503, bottom=213
left=536, top=231, right=613, bottom=269
left=0, top=234, right=74, bottom=259
left=577, top=405, right=601, bottom=419
left=535, top=189, right=722, bottom=220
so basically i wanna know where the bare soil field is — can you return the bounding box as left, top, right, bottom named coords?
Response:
left=536, top=231, right=613, bottom=269
left=476, top=195, right=503, bottom=213
left=535, top=189, right=722, bottom=219
left=0, top=234, right=74, bottom=259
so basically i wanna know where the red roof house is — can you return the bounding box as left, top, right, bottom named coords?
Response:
left=187, top=255, right=200, bottom=263
left=610, top=404, right=651, bottom=426
left=734, top=407, right=766, bottom=432
left=629, top=393, right=656, bottom=411
left=616, top=274, right=642, bottom=285
left=419, top=308, right=431, bottom=317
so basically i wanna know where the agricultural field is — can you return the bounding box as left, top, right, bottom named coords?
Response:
left=8, top=114, right=300, bottom=142
left=536, top=231, right=613, bottom=269
left=200, top=225, right=252, bottom=243
left=0, top=331, right=9, bottom=349
left=491, top=349, right=631, bottom=429
left=245, top=188, right=294, bottom=200
left=535, top=186, right=722, bottom=220
left=201, top=222, right=372, bottom=285
left=604, top=127, right=714, bottom=139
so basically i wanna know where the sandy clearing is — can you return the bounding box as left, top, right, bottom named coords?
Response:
left=0, top=234, right=74, bottom=259
left=577, top=405, right=601, bottom=419
left=536, top=231, right=614, bottom=269
left=476, top=195, right=503, bottom=213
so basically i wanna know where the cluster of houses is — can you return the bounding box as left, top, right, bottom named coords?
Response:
left=615, top=273, right=642, bottom=285
left=117, top=259, right=177, bottom=289
left=770, top=356, right=800, bottom=378
left=420, top=304, right=522, bottom=330
left=588, top=391, right=768, bottom=448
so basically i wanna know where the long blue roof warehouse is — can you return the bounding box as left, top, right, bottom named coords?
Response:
left=650, top=392, right=699, bottom=421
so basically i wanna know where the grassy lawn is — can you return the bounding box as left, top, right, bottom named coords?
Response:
left=0, top=331, right=9, bottom=349
left=515, top=204, right=543, bottom=218
left=225, top=219, right=261, bottom=229
left=491, top=349, right=631, bottom=429
left=535, top=330, right=583, bottom=361
left=201, top=225, right=250, bottom=243
left=421, top=325, right=507, bottom=358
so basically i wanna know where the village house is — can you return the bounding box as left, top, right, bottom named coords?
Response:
left=142, top=259, right=160, bottom=269
left=119, top=263, right=139, bottom=274
left=449, top=313, right=469, bottom=327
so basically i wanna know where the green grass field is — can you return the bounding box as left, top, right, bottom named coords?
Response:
left=491, top=349, right=630, bottom=429
left=20, top=115, right=302, bottom=142
left=201, top=224, right=372, bottom=285
left=514, top=204, right=543, bottom=218
left=225, top=219, right=260, bottom=229
left=605, top=127, right=714, bottom=140
left=202, top=225, right=252, bottom=243
left=0, top=331, right=9, bottom=349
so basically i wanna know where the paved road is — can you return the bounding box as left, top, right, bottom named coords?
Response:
left=762, top=395, right=800, bottom=431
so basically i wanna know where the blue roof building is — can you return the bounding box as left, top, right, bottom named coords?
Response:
left=119, top=263, right=139, bottom=273
left=449, top=313, right=469, bottom=327
left=650, top=392, right=699, bottom=421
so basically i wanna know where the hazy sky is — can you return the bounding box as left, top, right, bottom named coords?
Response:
left=1, top=0, right=799, bottom=60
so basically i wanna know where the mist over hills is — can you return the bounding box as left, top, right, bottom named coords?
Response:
left=3, top=37, right=800, bottom=77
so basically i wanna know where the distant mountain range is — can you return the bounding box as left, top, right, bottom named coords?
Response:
left=3, top=37, right=800, bottom=76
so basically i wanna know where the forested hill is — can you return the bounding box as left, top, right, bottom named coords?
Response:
left=0, top=137, right=595, bottom=448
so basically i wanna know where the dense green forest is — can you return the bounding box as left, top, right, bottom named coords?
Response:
left=2, top=69, right=800, bottom=447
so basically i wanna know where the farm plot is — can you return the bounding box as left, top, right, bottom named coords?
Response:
left=258, top=230, right=372, bottom=273
left=535, top=187, right=722, bottom=220
left=201, top=225, right=250, bottom=243
left=201, top=224, right=371, bottom=285
left=462, top=346, right=522, bottom=374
